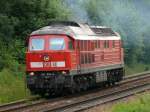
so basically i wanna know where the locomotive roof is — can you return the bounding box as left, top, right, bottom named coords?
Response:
left=30, top=21, right=121, bottom=40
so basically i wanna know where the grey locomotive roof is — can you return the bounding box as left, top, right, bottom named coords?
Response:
left=30, top=21, right=120, bottom=40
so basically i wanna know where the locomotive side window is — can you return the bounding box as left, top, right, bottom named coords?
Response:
left=104, top=40, right=106, bottom=48
left=104, top=40, right=109, bottom=48
left=81, top=40, right=84, bottom=51
left=68, top=40, right=74, bottom=50
left=80, top=40, right=84, bottom=51
left=85, top=53, right=88, bottom=63
left=94, top=40, right=101, bottom=49
left=49, top=38, right=65, bottom=50
left=84, top=40, right=88, bottom=51
left=85, top=41, right=87, bottom=51
left=94, top=41, right=97, bottom=48
left=112, top=40, right=115, bottom=48
left=96, top=40, right=99, bottom=48
left=30, top=38, right=44, bottom=51
left=88, top=41, right=91, bottom=51
left=92, top=54, right=95, bottom=62
left=98, top=40, right=101, bottom=48
left=81, top=53, right=84, bottom=64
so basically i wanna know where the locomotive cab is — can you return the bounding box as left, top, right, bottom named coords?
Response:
left=26, top=35, right=75, bottom=72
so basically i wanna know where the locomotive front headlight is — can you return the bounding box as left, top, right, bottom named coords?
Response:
left=62, top=71, right=66, bottom=74
left=29, top=72, right=34, bottom=76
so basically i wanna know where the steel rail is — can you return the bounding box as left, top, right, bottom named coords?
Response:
left=0, top=96, right=42, bottom=112
left=0, top=97, right=66, bottom=112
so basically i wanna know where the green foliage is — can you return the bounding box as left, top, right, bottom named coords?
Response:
left=0, top=57, right=4, bottom=71
left=112, top=93, right=150, bottom=112
left=0, top=69, right=29, bottom=104
left=84, top=0, right=111, bottom=25
left=142, top=26, right=150, bottom=64
left=0, top=0, right=70, bottom=70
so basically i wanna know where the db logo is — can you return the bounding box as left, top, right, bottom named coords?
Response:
left=43, top=55, right=50, bottom=61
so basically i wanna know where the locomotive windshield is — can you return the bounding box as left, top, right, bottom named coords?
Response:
left=49, top=38, right=65, bottom=50
left=30, top=38, right=44, bottom=51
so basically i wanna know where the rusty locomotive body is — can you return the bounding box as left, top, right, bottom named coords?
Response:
left=26, top=21, right=124, bottom=95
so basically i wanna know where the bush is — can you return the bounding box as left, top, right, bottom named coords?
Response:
left=0, top=69, right=30, bottom=104
left=0, top=57, right=4, bottom=71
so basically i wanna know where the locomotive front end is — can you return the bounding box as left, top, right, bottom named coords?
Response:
left=26, top=34, right=74, bottom=95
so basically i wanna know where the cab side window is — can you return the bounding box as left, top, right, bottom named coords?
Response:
left=69, top=40, right=74, bottom=50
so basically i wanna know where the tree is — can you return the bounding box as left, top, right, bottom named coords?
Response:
left=0, top=0, right=70, bottom=71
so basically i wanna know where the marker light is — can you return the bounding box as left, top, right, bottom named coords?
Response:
left=62, top=71, right=66, bottom=74
left=29, top=72, right=34, bottom=76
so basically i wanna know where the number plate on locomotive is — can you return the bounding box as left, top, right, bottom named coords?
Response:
left=43, top=62, right=51, bottom=67
left=43, top=61, right=65, bottom=67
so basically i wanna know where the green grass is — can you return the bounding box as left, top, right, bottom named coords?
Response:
left=0, top=69, right=30, bottom=104
left=125, top=63, right=150, bottom=75
left=112, top=93, right=150, bottom=112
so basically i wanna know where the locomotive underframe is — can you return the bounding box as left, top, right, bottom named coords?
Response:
left=26, top=65, right=124, bottom=96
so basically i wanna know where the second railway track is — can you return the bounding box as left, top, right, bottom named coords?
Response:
left=0, top=72, right=150, bottom=112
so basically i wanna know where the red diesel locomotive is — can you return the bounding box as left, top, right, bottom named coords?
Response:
left=26, top=21, right=124, bottom=95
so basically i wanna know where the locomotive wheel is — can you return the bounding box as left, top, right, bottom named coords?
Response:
left=54, top=86, right=63, bottom=96
left=39, top=91, right=45, bottom=97
left=82, top=78, right=88, bottom=91
left=66, top=82, right=76, bottom=94
left=89, top=76, right=96, bottom=88
left=30, top=89, right=37, bottom=95
left=67, top=86, right=75, bottom=94
left=29, top=87, right=40, bottom=95
left=75, top=79, right=81, bottom=92
left=48, top=89, right=56, bottom=96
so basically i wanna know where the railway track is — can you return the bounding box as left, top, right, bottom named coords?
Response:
left=0, top=96, right=65, bottom=112
left=0, top=72, right=150, bottom=112
left=0, top=96, right=46, bottom=112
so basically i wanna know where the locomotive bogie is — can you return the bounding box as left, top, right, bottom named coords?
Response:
left=26, top=67, right=124, bottom=95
